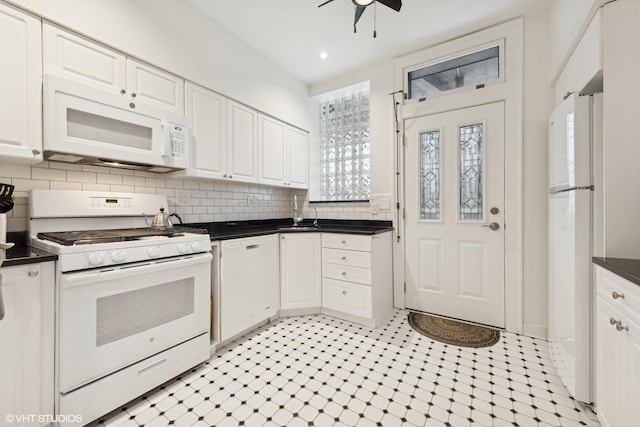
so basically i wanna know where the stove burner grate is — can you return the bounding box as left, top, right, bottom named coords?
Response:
left=36, top=227, right=205, bottom=246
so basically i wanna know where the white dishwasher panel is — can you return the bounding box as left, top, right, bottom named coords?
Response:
left=220, top=235, right=279, bottom=342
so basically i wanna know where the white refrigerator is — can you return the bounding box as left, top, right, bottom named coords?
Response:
left=548, top=93, right=602, bottom=404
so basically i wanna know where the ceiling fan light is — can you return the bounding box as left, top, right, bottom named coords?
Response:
left=353, top=0, right=374, bottom=6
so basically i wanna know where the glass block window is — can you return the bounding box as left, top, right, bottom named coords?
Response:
left=459, top=123, right=484, bottom=221
left=319, top=91, right=371, bottom=201
left=408, top=46, right=499, bottom=99
left=420, top=130, right=441, bottom=220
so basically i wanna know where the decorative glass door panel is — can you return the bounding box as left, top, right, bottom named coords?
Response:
left=459, top=123, right=485, bottom=221
left=419, top=130, right=441, bottom=220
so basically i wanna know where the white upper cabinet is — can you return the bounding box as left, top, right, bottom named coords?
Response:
left=258, top=114, right=309, bottom=189
left=0, top=3, right=43, bottom=163
left=183, top=82, right=227, bottom=179
left=43, top=23, right=126, bottom=94
left=126, top=59, right=184, bottom=115
left=227, top=100, right=258, bottom=183
left=555, top=10, right=603, bottom=102
left=43, top=23, right=184, bottom=115
left=258, top=114, right=287, bottom=186
left=287, top=126, right=309, bottom=189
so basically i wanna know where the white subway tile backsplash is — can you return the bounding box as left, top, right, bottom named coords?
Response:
left=1, top=160, right=388, bottom=233
left=123, top=176, right=146, bottom=186
left=67, top=170, right=97, bottom=183
left=31, top=167, right=67, bottom=181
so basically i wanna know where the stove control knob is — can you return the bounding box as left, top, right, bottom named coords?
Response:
left=88, top=252, right=105, bottom=266
left=191, top=241, right=202, bottom=252
left=178, top=243, right=190, bottom=254
left=147, top=245, right=161, bottom=258
left=111, top=250, right=126, bottom=263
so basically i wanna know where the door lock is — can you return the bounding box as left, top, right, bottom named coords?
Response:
left=490, top=207, right=500, bottom=215
left=482, top=222, right=500, bottom=231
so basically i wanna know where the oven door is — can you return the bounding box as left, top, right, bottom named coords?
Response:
left=57, top=252, right=212, bottom=393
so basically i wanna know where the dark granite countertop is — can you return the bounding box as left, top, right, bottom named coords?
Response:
left=182, top=218, right=394, bottom=241
left=593, top=257, right=640, bottom=287
left=1, top=232, right=58, bottom=268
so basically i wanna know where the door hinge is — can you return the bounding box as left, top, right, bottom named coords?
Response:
left=404, top=282, right=406, bottom=293
left=402, top=208, right=405, bottom=220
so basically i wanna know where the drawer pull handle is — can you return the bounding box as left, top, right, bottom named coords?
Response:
left=28, top=269, right=39, bottom=277
left=610, top=317, right=629, bottom=332
left=342, top=290, right=347, bottom=295
left=616, top=322, right=629, bottom=332
left=341, top=256, right=347, bottom=261
left=612, top=291, right=625, bottom=300
left=342, top=272, right=347, bottom=276
left=341, top=240, right=346, bottom=244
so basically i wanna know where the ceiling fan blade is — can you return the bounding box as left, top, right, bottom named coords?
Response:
left=354, top=4, right=367, bottom=25
left=377, top=0, right=402, bottom=12
left=318, top=0, right=335, bottom=8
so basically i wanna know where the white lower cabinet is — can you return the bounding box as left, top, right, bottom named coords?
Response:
left=321, top=232, right=393, bottom=327
left=595, top=265, right=640, bottom=427
left=220, top=235, right=279, bottom=343
left=0, top=262, right=54, bottom=427
left=279, top=233, right=321, bottom=314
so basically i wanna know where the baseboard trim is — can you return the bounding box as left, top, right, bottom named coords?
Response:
left=522, top=322, right=547, bottom=339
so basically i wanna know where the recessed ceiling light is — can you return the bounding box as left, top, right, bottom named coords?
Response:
left=319, top=51, right=329, bottom=60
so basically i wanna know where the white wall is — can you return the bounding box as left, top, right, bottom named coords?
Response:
left=521, top=5, right=556, bottom=337
left=602, top=0, right=640, bottom=258
left=309, top=5, right=554, bottom=336
left=7, top=0, right=311, bottom=130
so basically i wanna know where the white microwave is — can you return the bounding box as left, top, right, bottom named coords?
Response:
left=43, top=74, right=189, bottom=172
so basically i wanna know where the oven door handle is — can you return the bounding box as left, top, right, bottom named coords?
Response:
left=62, top=252, right=212, bottom=289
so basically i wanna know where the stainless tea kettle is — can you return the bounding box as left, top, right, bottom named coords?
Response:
left=142, top=208, right=182, bottom=229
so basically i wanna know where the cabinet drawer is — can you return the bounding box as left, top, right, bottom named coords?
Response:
left=322, top=278, right=372, bottom=319
left=322, top=233, right=371, bottom=252
left=596, top=266, right=640, bottom=325
left=322, top=248, right=371, bottom=269
left=323, top=263, right=371, bottom=285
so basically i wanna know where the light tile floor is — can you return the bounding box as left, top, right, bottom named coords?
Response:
left=92, top=309, right=600, bottom=427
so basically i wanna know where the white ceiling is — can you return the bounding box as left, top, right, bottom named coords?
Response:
left=187, top=0, right=544, bottom=86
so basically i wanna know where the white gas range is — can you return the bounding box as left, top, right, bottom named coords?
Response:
left=29, top=190, right=213, bottom=427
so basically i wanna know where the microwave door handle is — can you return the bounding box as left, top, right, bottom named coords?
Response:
left=160, top=119, right=168, bottom=158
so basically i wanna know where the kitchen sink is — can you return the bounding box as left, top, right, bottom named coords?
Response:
left=277, top=226, right=321, bottom=232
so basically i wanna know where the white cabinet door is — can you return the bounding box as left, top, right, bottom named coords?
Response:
left=0, top=3, right=42, bottom=163
left=227, top=101, right=258, bottom=183
left=185, top=82, right=227, bottom=179
left=596, top=296, right=626, bottom=427
left=280, top=233, right=321, bottom=311
left=126, top=59, right=184, bottom=114
left=287, top=126, right=309, bottom=189
left=258, top=114, right=287, bottom=187
left=43, top=24, right=184, bottom=114
left=0, top=263, right=54, bottom=427
left=43, top=22, right=126, bottom=94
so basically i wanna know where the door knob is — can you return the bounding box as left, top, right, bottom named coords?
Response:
left=481, top=222, right=500, bottom=231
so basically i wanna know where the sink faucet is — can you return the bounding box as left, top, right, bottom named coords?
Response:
left=312, top=207, right=318, bottom=228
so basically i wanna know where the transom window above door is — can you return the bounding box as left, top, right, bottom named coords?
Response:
left=406, top=43, right=502, bottom=100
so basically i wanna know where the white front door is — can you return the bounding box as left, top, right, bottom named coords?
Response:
left=404, top=102, right=505, bottom=328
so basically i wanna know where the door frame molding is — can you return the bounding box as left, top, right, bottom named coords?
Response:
left=392, top=19, right=524, bottom=334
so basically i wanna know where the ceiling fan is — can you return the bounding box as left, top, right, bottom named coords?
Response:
left=318, top=0, right=402, bottom=37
